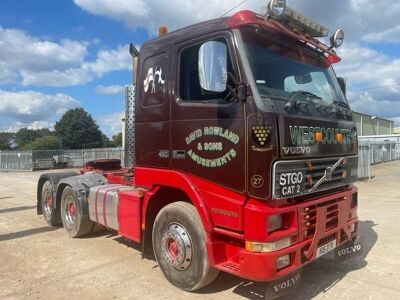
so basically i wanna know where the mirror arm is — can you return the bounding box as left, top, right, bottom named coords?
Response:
left=226, top=72, right=248, bottom=102
left=227, top=72, right=240, bottom=86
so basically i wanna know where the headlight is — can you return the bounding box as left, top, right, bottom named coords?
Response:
left=246, top=237, right=291, bottom=252
left=330, top=29, right=344, bottom=48
left=267, top=0, right=286, bottom=16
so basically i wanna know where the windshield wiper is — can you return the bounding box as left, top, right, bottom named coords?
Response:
left=284, top=90, right=322, bottom=110
left=328, top=100, right=351, bottom=115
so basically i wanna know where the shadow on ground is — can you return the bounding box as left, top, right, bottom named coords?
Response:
left=0, top=225, right=59, bottom=242
left=50, top=219, right=377, bottom=299
left=0, top=205, right=36, bottom=214
left=198, top=220, right=377, bottom=299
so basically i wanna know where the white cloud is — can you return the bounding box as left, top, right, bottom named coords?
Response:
left=333, top=43, right=400, bottom=124
left=0, top=89, right=80, bottom=122
left=347, top=91, right=400, bottom=117
left=96, top=112, right=124, bottom=138
left=95, top=84, right=125, bottom=95
left=4, top=121, right=54, bottom=133
left=336, top=43, right=400, bottom=89
left=20, top=44, right=131, bottom=86
left=0, top=27, right=131, bottom=86
left=74, top=0, right=251, bottom=33
left=362, top=24, right=400, bottom=43
left=73, top=0, right=400, bottom=44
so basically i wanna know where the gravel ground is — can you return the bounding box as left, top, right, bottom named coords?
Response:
left=0, top=162, right=399, bottom=299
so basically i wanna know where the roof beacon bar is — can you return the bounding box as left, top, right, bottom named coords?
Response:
left=264, top=0, right=329, bottom=37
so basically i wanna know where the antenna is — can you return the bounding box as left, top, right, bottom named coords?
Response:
left=220, top=0, right=249, bottom=18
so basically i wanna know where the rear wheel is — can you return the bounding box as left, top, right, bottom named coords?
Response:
left=41, top=181, right=60, bottom=226
left=152, top=202, right=219, bottom=291
left=60, top=186, right=93, bottom=238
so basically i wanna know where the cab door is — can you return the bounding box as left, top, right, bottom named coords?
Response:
left=170, top=32, right=246, bottom=193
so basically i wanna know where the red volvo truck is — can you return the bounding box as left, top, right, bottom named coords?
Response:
left=37, top=0, right=359, bottom=295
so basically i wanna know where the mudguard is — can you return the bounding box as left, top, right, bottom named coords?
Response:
left=37, top=171, right=79, bottom=215
left=55, top=174, right=109, bottom=226
left=56, top=173, right=108, bottom=205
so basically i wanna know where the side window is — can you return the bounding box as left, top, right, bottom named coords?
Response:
left=142, top=53, right=167, bottom=107
left=179, top=38, right=233, bottom=102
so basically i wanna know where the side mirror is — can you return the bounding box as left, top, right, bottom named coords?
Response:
left=337, top=77, right=346, bottom=97
left=198, top=41, right=227, bottom=93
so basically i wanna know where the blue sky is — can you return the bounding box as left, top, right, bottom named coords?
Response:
left=0, top=0, right=399, bottom=137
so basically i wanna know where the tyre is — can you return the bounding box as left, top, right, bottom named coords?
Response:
left=41, top=181, right=60, bottom=226
left=91, top=222, right=107, bottom=233
left=60, top=186, right=93, bottom=238
left=152, top=202, right=219, bottom=291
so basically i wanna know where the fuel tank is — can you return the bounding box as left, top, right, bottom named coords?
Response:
left=88, top=184, right=133, bottom=230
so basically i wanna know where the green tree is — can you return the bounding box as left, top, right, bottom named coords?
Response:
left=0, top=132, right=14, bottom=150
left=22, top=135, right=59, bottom=150
left=54, top=108, right=104, bottom=149
left=15, top=128, right=52, bottom=148
left=112, top=132, right=123, bottom=147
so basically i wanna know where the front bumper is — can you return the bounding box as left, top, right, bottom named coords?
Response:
left=209, top=187, right=358, bottom=281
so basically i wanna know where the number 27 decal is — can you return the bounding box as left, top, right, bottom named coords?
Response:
left=251, top=175, right=264, bottom=188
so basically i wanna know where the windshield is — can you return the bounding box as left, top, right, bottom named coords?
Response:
left=241, top=25, right=346, bottom=105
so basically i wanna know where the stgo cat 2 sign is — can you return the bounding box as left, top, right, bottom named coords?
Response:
left=266, top=270, right=302, bottom=299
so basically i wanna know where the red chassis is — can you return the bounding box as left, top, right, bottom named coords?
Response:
left=87, top=165, right=358, bottom=282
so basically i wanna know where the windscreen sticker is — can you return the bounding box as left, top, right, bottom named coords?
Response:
left=289, top=125, right=357, bottom=145
left=185, top=127, right=239, bottom=168
left=283, top=125, right=357, bottom=155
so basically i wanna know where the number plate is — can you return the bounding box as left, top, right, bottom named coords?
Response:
left=316, top=239, right=337, bottom=258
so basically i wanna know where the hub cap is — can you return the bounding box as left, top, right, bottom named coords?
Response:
left=64, top=196, right=77, bottom=225
left=161, top=223, right=193, bottom=271
left=43, top=192, right=53, bottom=216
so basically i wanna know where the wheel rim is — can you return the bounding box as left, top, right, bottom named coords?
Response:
left=43, top=190, right=53, bottom=216
left=161, top=223, right=193, bottom=271
left=64, top=195, right=77, bottom=226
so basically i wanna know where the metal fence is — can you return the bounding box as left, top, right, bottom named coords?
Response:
left=0, top=148, right=124, bottom=171
left=357, top=141, right=400, bottom=179
left=2, top=143, right=400, bottom=178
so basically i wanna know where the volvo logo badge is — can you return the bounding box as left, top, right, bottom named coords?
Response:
left=325, top=166, right=333, bottom=181
left=309, top=157, right=344, bottom=192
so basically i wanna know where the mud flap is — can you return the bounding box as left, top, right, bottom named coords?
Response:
left=265, top=269, right=302, bottom=299
left=334, top=238, right=363, bottom=263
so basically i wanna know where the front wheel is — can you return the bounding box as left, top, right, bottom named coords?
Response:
left=152, top=202, right=219, bottom=291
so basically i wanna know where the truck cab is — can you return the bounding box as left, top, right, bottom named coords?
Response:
left=37, top=0, right=358, bottom=295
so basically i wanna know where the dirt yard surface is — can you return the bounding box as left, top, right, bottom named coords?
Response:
left=1, top=162, right=399, bottom=299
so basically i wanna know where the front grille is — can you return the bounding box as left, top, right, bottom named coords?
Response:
left=303, top=199, right=340, bottom=239
left=273, top=156, right=358, bottom=199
